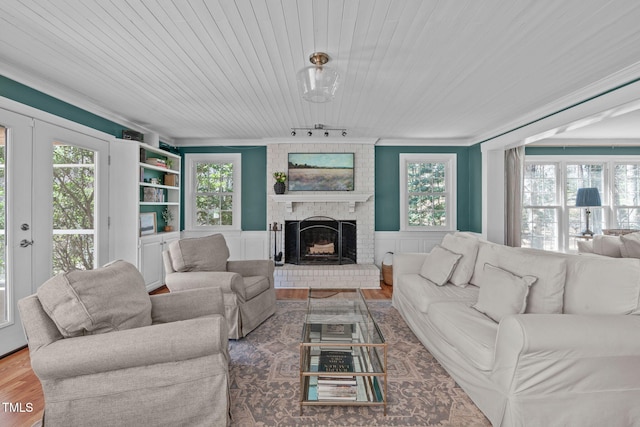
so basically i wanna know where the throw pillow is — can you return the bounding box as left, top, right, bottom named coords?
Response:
left=620, top=231, right=640, bottom=258
left=419, top=245, right=462, bottom=286
left=472, top=263, right=537, bottom=323
left=37, top=260, right=152, bottom=338
left=168, top=233, right=230, bottom=272
left=440, top=233, right=479, bottom=287
left=592, top=235, right=623, bottom=258
left=576, top=240, right=594, bottom=253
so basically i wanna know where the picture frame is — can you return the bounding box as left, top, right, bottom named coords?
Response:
left=139, top=212, right=157, bottom=236
left=288, top=153, right=354, bottom=191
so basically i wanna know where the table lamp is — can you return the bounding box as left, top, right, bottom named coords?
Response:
left=575, top=187, right=601, bottom=236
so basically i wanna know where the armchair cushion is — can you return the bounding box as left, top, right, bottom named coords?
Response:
left=168, top=233, right=229, bottom=272
left=244, top=276, right=270, bottom=300
left=36, top=260, right=151, bottom=338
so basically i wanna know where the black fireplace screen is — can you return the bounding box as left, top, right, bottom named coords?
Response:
left=285, top=217, right=356, bottom=265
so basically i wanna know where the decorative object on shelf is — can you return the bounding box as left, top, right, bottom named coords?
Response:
left=296, top=52, right=339, bottom=103
left=290, top=123, right=347, bottom=137
left=273, top=171, right=287, bottom=194
left=164, top=174, right=178, bottom=187
left=269, top=222, right=283, bottom=266
left=165, top=158, right=174, bottom=169
left=123, top=129, right=144, bottom=141
left=139, top=212, right=157, bottom=236
left=575, top=187, right=601, bottom=236
left=162, top=208, right=174, bottom=232
left=288, top=153, right=354, bottom=191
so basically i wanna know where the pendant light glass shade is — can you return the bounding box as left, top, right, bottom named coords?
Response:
left=296, top=52, right=339, bottom=103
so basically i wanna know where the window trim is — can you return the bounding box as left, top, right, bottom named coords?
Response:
left=523, top=154, right=640, bottom=252
left=184, top=153, right=241, bottom=231
left=399, top=153, right=457, bottom=231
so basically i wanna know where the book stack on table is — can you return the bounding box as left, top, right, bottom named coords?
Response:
left=317, top=350, right=357, bottom=401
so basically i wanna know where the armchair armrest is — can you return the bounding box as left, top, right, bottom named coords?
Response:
left=150, top=287, right=225, bottom=323
left=228, top=260, right=275, bottom=288
left=165, top=270, right=245, bottom=298
left=392, top=253, right=428, bottom=287
left=491, top=314, right=640, bottom=394
left=30, top=315, right=228, bottom=380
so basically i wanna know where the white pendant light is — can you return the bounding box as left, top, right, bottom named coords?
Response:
left=296, top=52, right=339, bottom=103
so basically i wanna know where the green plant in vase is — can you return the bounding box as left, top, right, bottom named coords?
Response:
left=273, top=171, right=287, bottom=194
left=162, top=207, right=174, bottom=232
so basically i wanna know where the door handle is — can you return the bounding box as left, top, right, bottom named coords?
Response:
left=20, top=239, right=34, bottom=247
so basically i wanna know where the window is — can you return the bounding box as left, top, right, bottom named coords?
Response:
left=184, top=153, right=241, bottom=230
left=399, top=153, right=456, bottom=231
left=522, top=156, right=640, bottom=252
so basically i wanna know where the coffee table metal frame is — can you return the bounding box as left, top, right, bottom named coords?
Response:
left=299, top=288, right=387, bottom=415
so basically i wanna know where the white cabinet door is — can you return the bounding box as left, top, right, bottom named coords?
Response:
left=139, top=235, right=163, bottom=291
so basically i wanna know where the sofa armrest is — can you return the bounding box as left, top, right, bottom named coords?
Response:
left=491, top=314, right=640, bottom=394
left=392, top=253, right=428, bottom=286
left=228, top=259, right=275, bottom=288
left=164, top=270, right=246, bottom=298
left=150, top=287, right=225, bottom=323
left=30, top=315, right=228, bottom=380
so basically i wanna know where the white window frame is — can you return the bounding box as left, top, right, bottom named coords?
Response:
left=184, top=153, right=241, bottom=231
left=399, top=153, right=457, bottom=231
left=523, top=155, right=640, bottom=252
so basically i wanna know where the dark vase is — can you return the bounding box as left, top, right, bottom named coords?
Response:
left=274, top=181, right=286, bottom=194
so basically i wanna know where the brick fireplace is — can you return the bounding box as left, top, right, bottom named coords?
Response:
left=267, top=141, right=379, bottom=288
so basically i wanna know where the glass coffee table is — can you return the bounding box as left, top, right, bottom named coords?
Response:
left=299, top=289, right=387, bottom=415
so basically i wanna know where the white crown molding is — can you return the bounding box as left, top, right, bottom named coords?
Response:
left=0, top=64, right=175, bottom=144
left=529, top=138, right=640, bottom=147
left=376, top=138, right=473, bottom=146
left=476, top=61, right=640, bottom=151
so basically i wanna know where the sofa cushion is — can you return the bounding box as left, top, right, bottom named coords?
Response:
left=396, top=274, right=479, bottom=313
left=472, top=243, right=566, bottom=314
left=440, top=233, right=479, bottom=287
left=37, top=260, right=152, bottom=338
left=620, top=232, right=640, bottom=258
left=168, top=233, right=230, bottom=272
left=473, top=263, right=537, bottom=322
left=243, top=276, right=270, bottom=300
left=564, top=256, right=640, bottom=315
left=428, top=301, right=499, bottom=371
left=419, top=245, right=462, bottom=286
left=592, top=235, right=623, bottom=258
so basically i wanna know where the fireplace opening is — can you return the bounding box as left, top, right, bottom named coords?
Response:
left=285, top=217, right=356, bottom=265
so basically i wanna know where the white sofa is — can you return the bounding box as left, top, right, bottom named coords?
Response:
left=392, top=232, right=640, bottom=427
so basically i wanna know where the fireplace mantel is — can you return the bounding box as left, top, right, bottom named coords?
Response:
left=270, top=193, right=372, bottom=213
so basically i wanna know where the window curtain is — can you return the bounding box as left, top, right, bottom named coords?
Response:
left=505, top=146, right=524, bottom=247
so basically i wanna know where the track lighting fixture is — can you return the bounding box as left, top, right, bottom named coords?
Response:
left=290, top=124, right=348, bottom=138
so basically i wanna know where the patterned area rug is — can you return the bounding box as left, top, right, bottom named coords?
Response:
left=229, top=300, right=491, bottom=426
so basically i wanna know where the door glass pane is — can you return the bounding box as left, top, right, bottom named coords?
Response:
left=52, top=143, right=95, bottom=274
left=0, top=126, right=6, bottom=325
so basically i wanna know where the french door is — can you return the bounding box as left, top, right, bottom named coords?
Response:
left=0, top=109, right=109, bottom=355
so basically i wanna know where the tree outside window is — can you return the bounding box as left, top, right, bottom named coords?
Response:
left=400, top=153, right=456, bottom=231
left=195, top=161, right=234, bottom=226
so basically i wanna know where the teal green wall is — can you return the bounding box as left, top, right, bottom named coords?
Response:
left=375, top=145, right=482, bottom=232
left=179, top=146, right=267, bottom=231
left=0, top=75, right=128, bottom=137
left=526, top=146, right=640, bottom=156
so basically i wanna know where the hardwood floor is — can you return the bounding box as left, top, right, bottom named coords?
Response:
left=0, top=283, right=392, bottom=427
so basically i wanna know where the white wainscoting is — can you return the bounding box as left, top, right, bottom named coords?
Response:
left=180, top=230, right=271, bottom=261
left=181, top=230, right=451, bottom=267
left=373, top=231, right=450, bottom=267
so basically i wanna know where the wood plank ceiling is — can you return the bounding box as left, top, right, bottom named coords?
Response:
left=0, top=0, right=640, bottom=143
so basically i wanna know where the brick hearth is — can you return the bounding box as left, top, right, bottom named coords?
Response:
left=274, top=264, right=381, bottom=289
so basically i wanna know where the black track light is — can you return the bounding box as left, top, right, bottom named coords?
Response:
left=291, top=130, right=296, bottom=136
left=342, top=130, right=347, bottom=137
left=324, top=131, right=329, bottom=137
left=307, top=130, right=313, bottom=136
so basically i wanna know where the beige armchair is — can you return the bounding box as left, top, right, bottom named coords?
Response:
left=18, top=260, right=230, bottom=427
left=162, top=233, right=276, bottom=339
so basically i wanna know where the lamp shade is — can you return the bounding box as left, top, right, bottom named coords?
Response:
left=296, top=65, right=339, bottom=103
left=575, top=187, right=601, bottom=207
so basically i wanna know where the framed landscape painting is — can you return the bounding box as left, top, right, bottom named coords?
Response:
left=288, top=153, right=354, bottom=191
